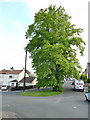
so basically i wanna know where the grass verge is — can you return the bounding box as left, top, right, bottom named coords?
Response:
left=18, top=89, right=62, bottom=97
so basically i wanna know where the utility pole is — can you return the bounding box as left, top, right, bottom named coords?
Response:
left=23, top=50, right=27, bottom=92
left=88, top=2, right=90, bottom=91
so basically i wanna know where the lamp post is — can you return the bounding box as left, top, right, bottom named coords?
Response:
left=23, top=50, right=27, bottom=92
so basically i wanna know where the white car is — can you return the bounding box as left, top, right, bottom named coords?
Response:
left=85, top=90, right=90, bottom=101
left=1, top=85, right=7, bottom=90
left=73, top=80, right=84, bottom=92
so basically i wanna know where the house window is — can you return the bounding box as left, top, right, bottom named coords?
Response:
left=9, top=76, right=12, bottom=78
left=11, top=83, right=14, bottom=86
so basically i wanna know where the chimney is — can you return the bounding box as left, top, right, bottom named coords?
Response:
left=10, top=67, right=14, bottom=71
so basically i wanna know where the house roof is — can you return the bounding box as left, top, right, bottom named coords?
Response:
left=10, top=80, right=18, bottom=82
left=26, top=70, right=31, bottom=75
left=0, top=69, right=31, bottom=75
left=0, top=70, right=23, bottom=74
left=19, top=77, right=36, bottom=83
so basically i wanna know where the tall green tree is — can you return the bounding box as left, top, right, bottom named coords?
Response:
left=25, top=5, right=85, bottom=92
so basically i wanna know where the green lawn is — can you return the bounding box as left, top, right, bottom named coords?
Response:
left=18, top=89, right=62, bottom=97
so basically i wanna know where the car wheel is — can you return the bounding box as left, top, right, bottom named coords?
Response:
left=73, top=87, right=76, bottom=91
left=82, top=89, right=84, bottom=92
left=86, top=97, right=88, bottom=101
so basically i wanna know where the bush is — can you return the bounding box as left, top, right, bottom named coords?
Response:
left=84, top=79, right=88, bottom=83
left=87, top=78, right=90, bottom=83
left=11, top=87, right=23, bottom=91
left=80, top=74, right=87, bottom=81
left=53, top=85, right=64, bottom=92
left=9, top=86, right=33, bottom=91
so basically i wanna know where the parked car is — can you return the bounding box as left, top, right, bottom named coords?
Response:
left=0, top=85, right=2, bottom=89
left=72, top=80, right=84, bottom=92
left=1, top=85, right=8, bottom=90
left=61, top=79, right=66, bottom=83
left=85, top=90, right=90, bottom=101
left=72, top=81, right=74, bottom=85
left=61, top=80, right=64, bottom=83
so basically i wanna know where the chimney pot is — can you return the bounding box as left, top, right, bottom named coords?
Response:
left=10, top=67, right=14, bottom=71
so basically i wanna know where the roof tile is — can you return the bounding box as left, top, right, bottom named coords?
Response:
left=19, top=77, right=36, bottom=83
left=0, top=70, right=23, bottom=74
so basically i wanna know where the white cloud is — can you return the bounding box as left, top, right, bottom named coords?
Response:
left=0, top=28, right=33, bottom=72
left=26, top=0, right=89, bottom=20
left=10, top=20, right=24, bottom=31
left=26, top=0, right=64, bottom=21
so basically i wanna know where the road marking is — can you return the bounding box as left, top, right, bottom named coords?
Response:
left=73, top=106, right=77, bottom=109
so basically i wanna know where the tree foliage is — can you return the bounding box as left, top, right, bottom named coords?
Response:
left=25, top=5, right=86, bottom=91
left=80, top=73, right=87, bottom=83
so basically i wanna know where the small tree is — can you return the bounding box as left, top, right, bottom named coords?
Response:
left=87, top=78, right=90, bottom=83
left=25, top=5, right=85, bottom=92
left=80, top=73, right=87, bottom=83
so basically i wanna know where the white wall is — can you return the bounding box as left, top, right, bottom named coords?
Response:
left=18, top=70, right=30, bottom=82
left=10, top=82, right=16, bottom=87
left=0, top=71, right=34, bottom=86
left=0, top=74, right=19, bottom=85
left=32, top=78, right=37, bottom=85
left=18, top=70, right=24, bottom=82
left=18, top=82, right=33, bottom=87
left=0, top=74, right=3, bottom=85
left=18, top=78, right=37, bottom=87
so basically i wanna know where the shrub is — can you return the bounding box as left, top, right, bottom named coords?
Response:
left=87, top=78, right=90, bottom=83
left=84, top=79, right=88, bottom=83
left=53, top=85, right=64, bottom=92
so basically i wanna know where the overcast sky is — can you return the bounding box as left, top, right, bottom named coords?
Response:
left=0, top=0, right=89, bottom=74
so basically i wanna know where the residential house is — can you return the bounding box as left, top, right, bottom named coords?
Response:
left=19, top=77, right=37, bottom=88
left=0, top=67, right=37, bottom=87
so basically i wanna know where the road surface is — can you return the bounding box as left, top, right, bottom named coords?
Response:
left=2, top=81, right=89, bottom=118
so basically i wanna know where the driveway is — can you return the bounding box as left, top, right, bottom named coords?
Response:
left=2, top=81, right=89, bottom=118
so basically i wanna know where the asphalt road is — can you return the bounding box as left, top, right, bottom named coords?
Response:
left=2, top=81, right=89, bottom=118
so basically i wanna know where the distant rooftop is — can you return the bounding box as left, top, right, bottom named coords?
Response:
left=0, top=68, right=31, bottom=75
left=19, top=77, right=36, bottom=83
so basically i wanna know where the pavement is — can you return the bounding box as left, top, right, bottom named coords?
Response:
left=0, top=111, right=25, bottom=119
left=0, top=112, right=2, bottom=119
left=1, top=111, right=19, bottom=118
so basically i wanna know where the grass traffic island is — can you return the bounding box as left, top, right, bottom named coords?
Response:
left=18, top=89, right=62, bottom=97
